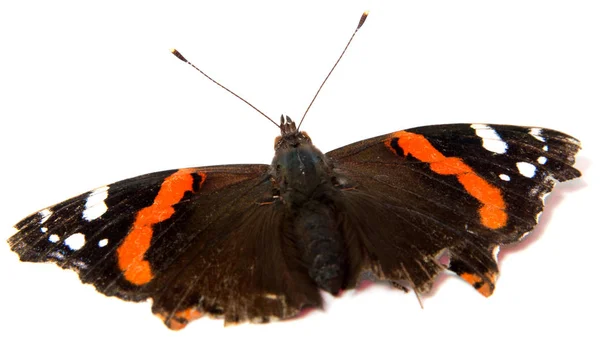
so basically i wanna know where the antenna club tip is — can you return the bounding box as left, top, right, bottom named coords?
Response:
left=171, top=48, right=188, bottom=63
left=357, top=10, right=369, bottom=29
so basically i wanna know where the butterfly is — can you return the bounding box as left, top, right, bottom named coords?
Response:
left=7, top=11, right=582, bottom=330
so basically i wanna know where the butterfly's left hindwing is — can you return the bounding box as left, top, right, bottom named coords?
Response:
left=327, top=123, right=581, bottom=296
left=9, top=165, right=323, bottom=329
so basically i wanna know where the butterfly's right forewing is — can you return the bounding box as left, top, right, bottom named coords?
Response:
left=327, top=123, right=581, bottom=296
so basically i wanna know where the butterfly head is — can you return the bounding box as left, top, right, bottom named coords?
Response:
left=274, top=115, right=313, bottom=150
left=271, top=116, right=332, bottom=204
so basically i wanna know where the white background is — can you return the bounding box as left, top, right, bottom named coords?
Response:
left=0, top=1, right=598, bottom=343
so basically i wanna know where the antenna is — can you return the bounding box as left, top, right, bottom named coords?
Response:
left=172, top=10, right=369, bottom=131
left=297, top=10, right=369, bottom=130
left=171, top=49, right=280, bottom=128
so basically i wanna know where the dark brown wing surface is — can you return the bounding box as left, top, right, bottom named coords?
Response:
left=9, top=165, right=320, bottom=329
left=327, top=124, right=581, bottom=295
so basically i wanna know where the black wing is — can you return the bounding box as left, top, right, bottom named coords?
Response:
left=327, top=123, right=581, bottom=295
left=9, top=165, right=321, bottom=329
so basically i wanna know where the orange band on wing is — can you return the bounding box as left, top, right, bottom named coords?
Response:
left=389, top=131, right=507, bottom=230
left=116, top=169, right=205, bottom=285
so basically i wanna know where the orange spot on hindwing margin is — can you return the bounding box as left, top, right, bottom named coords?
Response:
left=157, top=308, right=204, bottom=330
left=459, top=272, right=497, bottom=297
left=388, top=131, right=507, bottom=229
left=116, top=169, right=205, bottom=285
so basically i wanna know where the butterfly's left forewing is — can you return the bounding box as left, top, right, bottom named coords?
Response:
left=10, top=168, right=183, bottom=300
left=327, top=123, right=581, bottom=295
left=9, top=164, right=321, bottom=329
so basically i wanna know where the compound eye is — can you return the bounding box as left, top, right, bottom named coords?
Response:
left=301, top=131, right=311, bottom=141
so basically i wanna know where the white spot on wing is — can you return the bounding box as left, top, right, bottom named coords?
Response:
left=519, top=232, right=531, bottom=241
left=65, top=233, right=86, bottom=250
left=499, top=174, right=511, bottom=181
left=98, top=239, right=108, bottom=247
left=529, top=128, right=545, bottom=142
left=40, top=227, right=48, bottom=233
left=83, top=185, right=109, bottom=221
left=492, top=246, right=500, bottom=263
left=529, top=185, right=541, bottom=197
left=72, top=260, right=89, bottom=270
left=49, top=234, right=60, bottom=243
left=517, top=162, right=536, bottom=178
left=543, top=145, right=549, bottom=151
left=537, top=156, right=547, bottom=164
left=49, top=251, right=65, bottom=261
left=39, top=209, right=52, bottom=224
left=471, top=124, right=508, bottom=154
